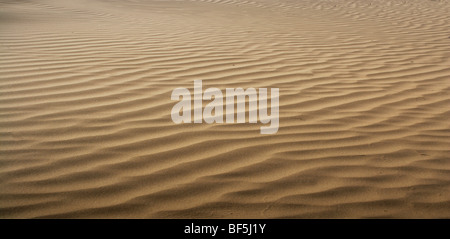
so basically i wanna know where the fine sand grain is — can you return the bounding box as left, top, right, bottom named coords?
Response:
left=1, top=0, right=450, bottom=218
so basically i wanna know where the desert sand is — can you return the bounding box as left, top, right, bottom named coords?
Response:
left=1, top=0, right=449, bottom=218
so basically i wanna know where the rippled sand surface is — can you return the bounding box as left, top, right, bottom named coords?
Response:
left=1, top=0, right=450, bottom=218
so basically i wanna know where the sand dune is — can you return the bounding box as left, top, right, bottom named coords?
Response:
left=1, top=0, right=450, bottom=218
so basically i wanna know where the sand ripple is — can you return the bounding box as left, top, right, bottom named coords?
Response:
left=1, top=0, right=450, bottom=218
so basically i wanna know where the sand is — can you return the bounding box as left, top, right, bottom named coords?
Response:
left=1, top=0, right=449, bottom=218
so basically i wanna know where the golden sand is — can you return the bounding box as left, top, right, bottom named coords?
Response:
left=1, top=0, right=449, bottom=218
